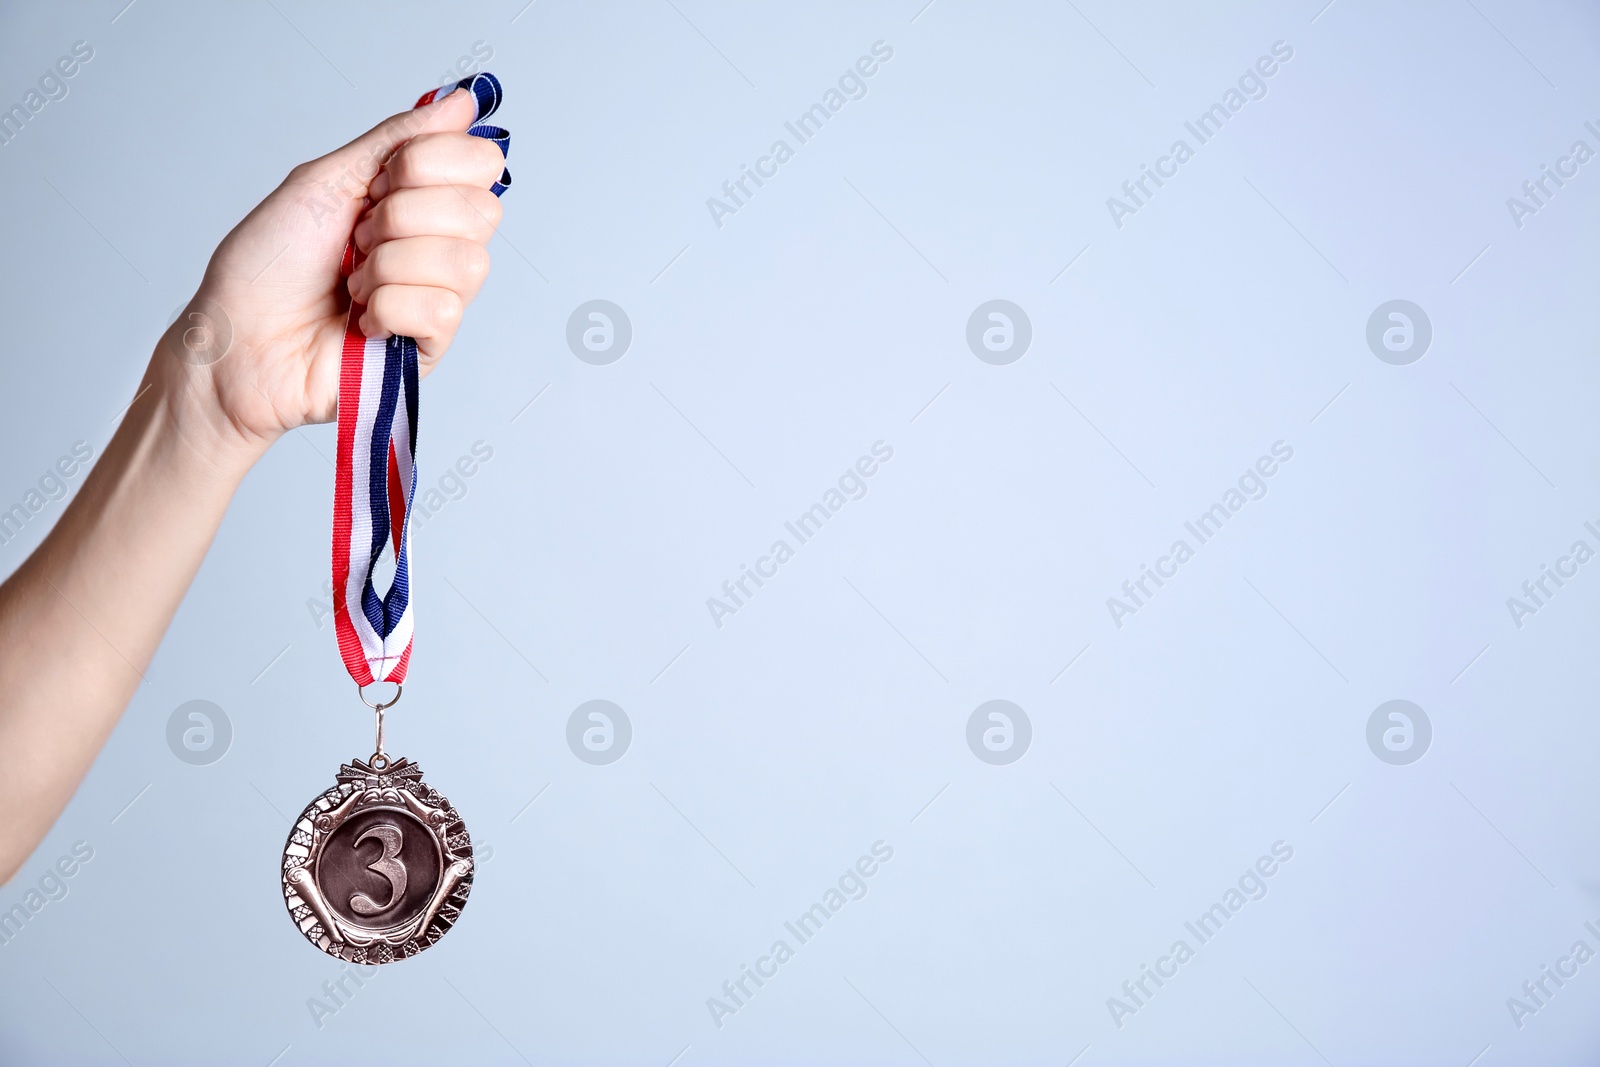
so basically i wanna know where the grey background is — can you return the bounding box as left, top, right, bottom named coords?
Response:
left=1, top=0, right=1598, bottom=1063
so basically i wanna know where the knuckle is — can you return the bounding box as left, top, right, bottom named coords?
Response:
left=389, top=135, right=440, bottom=185
left=469, top=192, right=503, bottom=234
left=452, top=240, right=490, bottom=282
left=375, top=192, right=418, bottom=238
left=384, top=145, right=418, bottom=188
left=367, top=284, right=397, bottom=317
left=475, top=138, right=506, bottom=178
left=363, top=242, right=396, bottom=284
left=370, top=197, right=401, bottom=240
left=363, top=290, right=392, bottom=330
left=432, top=290, right=463, bottom=329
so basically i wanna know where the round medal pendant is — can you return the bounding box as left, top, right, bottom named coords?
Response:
left=281, top=755, right=474, bottom=963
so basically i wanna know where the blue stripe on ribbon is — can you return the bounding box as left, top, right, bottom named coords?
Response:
left=361, top=336, right=413, bottom=639
left=351, top=72, right=507, bottom=651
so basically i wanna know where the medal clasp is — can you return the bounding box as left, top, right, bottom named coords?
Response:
left=357, top=682, right=403, bottom=766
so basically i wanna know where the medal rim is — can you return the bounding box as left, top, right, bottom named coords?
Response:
left=281, top=755, right=474, bottom=964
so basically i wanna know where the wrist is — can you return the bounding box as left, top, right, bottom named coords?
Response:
left=143, top=326, right=275, bottom=484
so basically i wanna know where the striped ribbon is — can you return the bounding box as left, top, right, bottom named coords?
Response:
left=332, top=73, right=510, bottom=687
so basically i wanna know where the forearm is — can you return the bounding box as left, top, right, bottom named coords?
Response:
left=0, top=351, right=265, bottom=881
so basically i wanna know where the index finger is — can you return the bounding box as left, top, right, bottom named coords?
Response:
left=369, top=132, right=507, bottom=202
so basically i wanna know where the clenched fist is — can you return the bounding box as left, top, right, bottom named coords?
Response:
left=160, top=86, right=507, bottom=458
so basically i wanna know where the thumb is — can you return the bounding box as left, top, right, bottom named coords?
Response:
left=298, top=86, right=480, bottom=192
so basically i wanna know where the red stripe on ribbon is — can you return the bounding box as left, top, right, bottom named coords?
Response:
left=331, top=312, right=374, bottom=687
left=387, top=440, right=404, bottom=558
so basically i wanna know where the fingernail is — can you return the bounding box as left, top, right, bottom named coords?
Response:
left=415, top=85, right=464, bottom=111
left=359, top=313, right=391, bottom=341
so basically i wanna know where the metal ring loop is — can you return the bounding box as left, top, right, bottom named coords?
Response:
left=358, top=682, right=403, bottom=712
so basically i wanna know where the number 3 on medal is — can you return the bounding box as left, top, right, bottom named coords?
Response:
left=349, top=823, right=407, bottom=915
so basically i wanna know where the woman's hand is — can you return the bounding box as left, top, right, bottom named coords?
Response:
left=157, top=86, right=507, bottom=459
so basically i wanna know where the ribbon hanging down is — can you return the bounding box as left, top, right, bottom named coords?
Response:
left=332, top=73, right=511, bottom=687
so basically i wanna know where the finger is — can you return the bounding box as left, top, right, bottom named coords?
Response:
left=369, top=132, right=508, bottom=202
left=348, top=237, right=490, bottom=306
left=353, top=186, right=501, bottom=254
left=293, top=88, right=479, bottom=193
left=358, top=284, right=463, bottom=350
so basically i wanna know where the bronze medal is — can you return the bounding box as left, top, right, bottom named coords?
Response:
left=281, top=750, right=474, bottom=963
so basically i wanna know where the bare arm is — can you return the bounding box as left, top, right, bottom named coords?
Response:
left=0, top=364, right=261, bottom=882
left=0, top=85, right=507, bottom=881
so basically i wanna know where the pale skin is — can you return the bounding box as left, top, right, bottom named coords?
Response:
left=0, top=87, right=506, bottom=883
